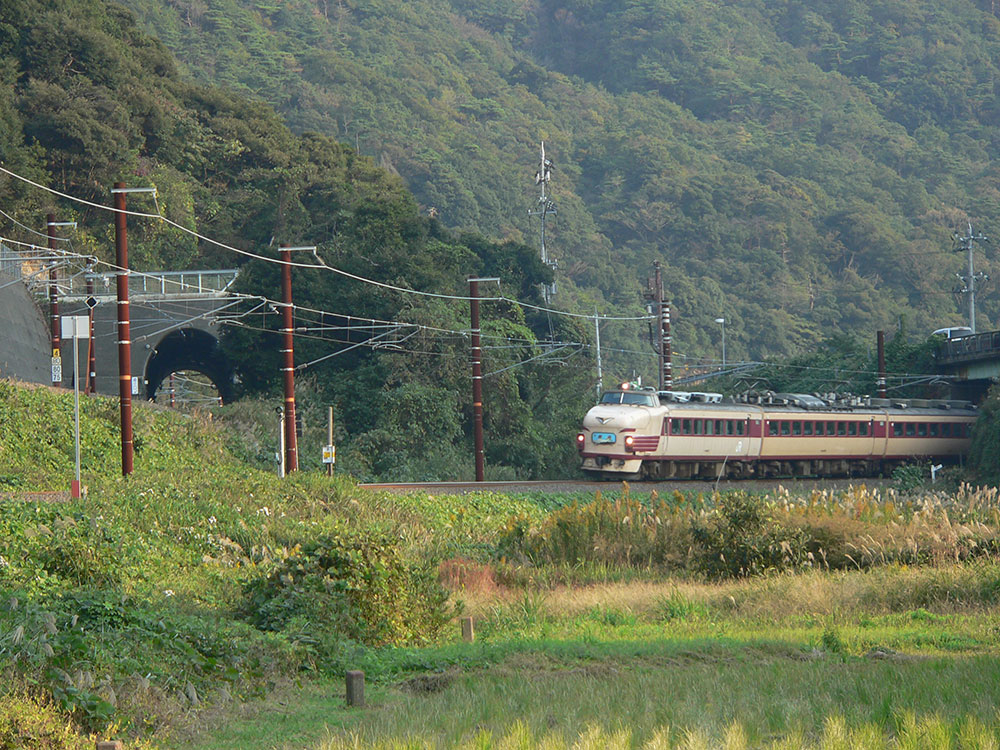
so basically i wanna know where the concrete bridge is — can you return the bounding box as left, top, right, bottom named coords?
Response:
left=0, top=243, right=240, bottom=402
left=935, top=331, right=1000, bottom=401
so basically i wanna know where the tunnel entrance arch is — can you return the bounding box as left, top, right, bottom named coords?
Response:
left=144, top=328, right=235, bottom=404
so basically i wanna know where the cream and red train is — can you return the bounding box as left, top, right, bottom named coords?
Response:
left=577, top=385, right=977, bottom=480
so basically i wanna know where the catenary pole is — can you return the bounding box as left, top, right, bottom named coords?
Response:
left=876, top=330, right=887, bottom=398
left=46, top=214, right=61, bottom=384
left=469, top=278, right=485, bottom=482
left=112, top=184, right=133, bottom=476
left=467, top=277, right=498, bottom=482
left=86, top=275, right=96, bottom=394
left=280, top=244, right=299, bottom=473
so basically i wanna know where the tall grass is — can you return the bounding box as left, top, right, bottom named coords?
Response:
left=497, top=483, right=1000, bottom=579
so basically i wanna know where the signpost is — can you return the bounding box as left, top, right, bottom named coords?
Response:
left=61, top=315, right=89, bottom=498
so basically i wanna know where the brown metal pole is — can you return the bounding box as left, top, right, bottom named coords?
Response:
left=876, top=330, right=887, bottom=398
left=280, top=245, right=298, bottom=473
left=469, top=278, right=485, bottom=482
left=662, top=300, right=672, bottom=390
left=47, top=213, right=61, bottom=384
left=86, top=275, right=96, bottom=394
left=114, top=183, right=133, bottom=476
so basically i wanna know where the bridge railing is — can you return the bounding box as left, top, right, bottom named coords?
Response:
left=64, top=269, right=240, bottom=298
left=938, top=331, right=1000, bottom=364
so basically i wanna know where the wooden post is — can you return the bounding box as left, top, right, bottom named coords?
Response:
left=461, top=616, right=475, bottom=642
left=346, top=670, right=365, bottom=707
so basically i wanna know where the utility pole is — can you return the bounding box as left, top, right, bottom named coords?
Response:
left=468, top=277, right=499, bottom=482
left=277, top=245, right=315, bottom=474
left=644, top=261, right=672, bottom=391
left=954, top=222, right=988, bottom=334
left=85, top=271, right=97, bottom=394
left=594, top=311, right=603, bottom=399
left=111, top=184, right=155, bottom=476
left=46, top=214, right=61, bottom=385
left=528, top=142, right=557, bottom=303
left=876, top=330, right=887, bottom=398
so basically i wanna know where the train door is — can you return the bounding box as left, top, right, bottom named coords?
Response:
left=746, top=412, right=763, bottom=458
left=872, top=414, right=888, bottom=457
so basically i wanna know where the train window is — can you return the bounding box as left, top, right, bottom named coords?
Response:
left=837, top=422, right=847, bottom=436
left=817, top=421, right=826, bottom=435
left=780, top=421, right=791, bottom=436
left=942, top=423, right=951, bottom=437
left=905, top=423, right=915, bottom=437
left=930, top=423, right=939, bottom=437
left=768, top=421, right=778, bottom=436
left=694, top=419, right=703, bottom=435
left=715, top=419, right=723, bottom=435
left=791, top=421, right=801, bottom=436
left=737, top=420, right=746, bottom=436
left=682, top=419, right=692, bottom=435
left=891, top=422, right=902, bottom=437
left=847, top=422, right=856, bottom=436
left=917, top=423, right=927, bottom=437
left=803, top=422, right=813, bottom=436
left=671, top=419, right=681, bottom=435
left=725, top=420, right=734, bottom=435
left=704, top=420, right=713, bottom=435
left=859, top=422, right=869, bottom=436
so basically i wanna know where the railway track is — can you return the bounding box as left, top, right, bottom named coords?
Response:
left=359, top=477, right=894, bottom=494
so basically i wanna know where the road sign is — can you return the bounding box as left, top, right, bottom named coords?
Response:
left=51, top=356, right=62, bottom=383
left=322, top=445, right=336, bottom=464
left=85, top=296, right=98, bottom=309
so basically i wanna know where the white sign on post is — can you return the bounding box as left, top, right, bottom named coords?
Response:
left=322, top=445, right=336, bottom=464
left=61, top=315, right=89, bottom=340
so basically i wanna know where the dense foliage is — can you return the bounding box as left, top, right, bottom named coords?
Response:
left=0, top=0, right=597, bottom=480
left=121, top=0, right=1000, bottom=366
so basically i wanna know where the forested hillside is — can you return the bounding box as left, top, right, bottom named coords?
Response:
left=122, top=0, right=1000, bottom=359
left=0, top=0, right=591, bottom=481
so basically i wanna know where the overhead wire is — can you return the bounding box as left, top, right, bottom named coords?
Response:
left=0, top=165, right=653, bottom=318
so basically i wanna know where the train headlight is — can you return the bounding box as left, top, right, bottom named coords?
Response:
left=624, top=435, right=635, bottom=451
left=576, top=433, right=585, bottom=450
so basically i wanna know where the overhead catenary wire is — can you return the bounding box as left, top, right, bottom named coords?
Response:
left=0, top=165, right=653, bottom=319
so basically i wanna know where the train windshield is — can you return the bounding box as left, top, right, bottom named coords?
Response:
left=600, top=391, right=658, bottom=407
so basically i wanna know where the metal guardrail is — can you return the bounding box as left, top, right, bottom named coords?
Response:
left=937, top=331, right=1000, bottom=364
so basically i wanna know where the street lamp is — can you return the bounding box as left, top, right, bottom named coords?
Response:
left=714, top=318, right=726, bottom=370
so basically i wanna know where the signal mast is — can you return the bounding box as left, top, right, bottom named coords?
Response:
left=528, top=142, right=558, bottom=303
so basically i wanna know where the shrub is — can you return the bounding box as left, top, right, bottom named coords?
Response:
left=497, top=487, right=693, bottom=570
left=0, top=690, right=87, bottom=750
left=692, top=492, right=810, bottom=578
left=241, top=529, right=452, bottom=649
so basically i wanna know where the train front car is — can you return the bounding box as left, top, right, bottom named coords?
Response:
left=578, top=384, right=666, bottom=479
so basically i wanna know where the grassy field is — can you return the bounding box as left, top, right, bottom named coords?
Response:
left=178, top=564, right=1000, bottom=749
left=2, top=381, right=1000, bottom=749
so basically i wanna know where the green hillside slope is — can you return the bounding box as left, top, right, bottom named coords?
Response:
left=0, top=0, right=595, bottom=481
left=121, top=0, right=1000, bottom=358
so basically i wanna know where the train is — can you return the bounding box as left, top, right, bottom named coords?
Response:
left=577, top=384, right=978, bottom=480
